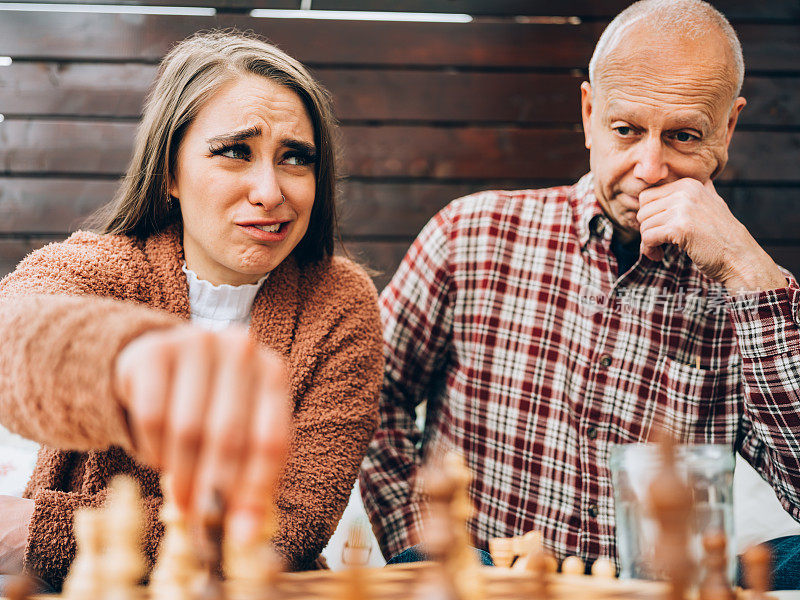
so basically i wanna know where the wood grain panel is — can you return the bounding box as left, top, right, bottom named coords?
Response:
left=1, top=177, right=798, bottom=242
left=11, top=0, right=798, bottom=21
left=338, top=239, right=411, bottom=291
left=761, top=244, right=800, bottom=279
left=3, top=64, right=798, bottom=127
left=1, top=14, right=798, bottom=72
left=2, top=120, right=798, bottom=182
left=5, top=0, right=298, bottom=7
left=310, top=1, right=800, bottom=21
left=0, top=178, right=117, bottom=233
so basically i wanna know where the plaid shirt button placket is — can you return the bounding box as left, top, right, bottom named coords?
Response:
left=360, top=173, right=800, bottom=562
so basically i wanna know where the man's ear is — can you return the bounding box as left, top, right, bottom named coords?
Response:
left=725, top=96, right=746, bottom=146
left=580, top=81, right=593, bottom=150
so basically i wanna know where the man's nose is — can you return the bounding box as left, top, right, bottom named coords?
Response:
left=248, top=165, right=283, bottom=209
left=632, top=136, right=669, bottom=185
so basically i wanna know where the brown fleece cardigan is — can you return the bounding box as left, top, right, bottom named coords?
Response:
left=0, top=225, right=382, bottom=589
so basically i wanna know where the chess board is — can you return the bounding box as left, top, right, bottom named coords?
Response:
left=4, top=563, right=775, bottom=600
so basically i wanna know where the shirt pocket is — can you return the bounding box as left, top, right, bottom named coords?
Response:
left=645, top=353, right=741, bottom=444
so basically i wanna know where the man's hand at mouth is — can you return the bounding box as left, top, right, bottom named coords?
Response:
left=636, top=178, right=786, bottom=292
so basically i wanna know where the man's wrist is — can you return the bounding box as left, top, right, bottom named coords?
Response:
left=723, top=252, right=787, bottom=293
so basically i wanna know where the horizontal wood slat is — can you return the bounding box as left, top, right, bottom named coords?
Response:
left=1, top=176, right=798, bottom=240
left=309, top=1, right=800, bottom=21
left=1, top=120, right=798, bottom=182
left=1, top=14, right=798, bottom=72
left=4, top=0, right=298, bottom=7
left=3, top=64, right=799, bottom=128
left=8, top=0, right=798, bottom=21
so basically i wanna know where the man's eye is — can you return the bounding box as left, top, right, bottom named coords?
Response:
left=210, top=143, right=251, bottom=160
left=674, top=131, right=699, bottom=142
left=614, top=126, right=633, bottom=136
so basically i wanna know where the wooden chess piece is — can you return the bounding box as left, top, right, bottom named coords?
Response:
left=742, top=543, right=771, bottom=599
left=561, top=556, right=585, bottom=576
left=195, top=490, right=226, bottom=600
left=103, top=476, right=146, bottom=600
left=590, top=558, right=617, bottom=579
left=224, top=498, right=283, bottom=595
left=525, top=549, right=551, bottom=600
left=62, top=507, right=105, bottom=600
left=647, top=435, right=694, bottom=600
left=151, top=477, right=203, bottom=600
left=422, top=452, right=482, bottom=600
left=698, top=531, right=734, bottom=600
left=337, top=522, right=373, bottom=600
left=488, top=537, right=514, bottom=568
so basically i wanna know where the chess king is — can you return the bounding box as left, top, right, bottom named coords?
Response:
left=360, top=0, right=800, bottom=590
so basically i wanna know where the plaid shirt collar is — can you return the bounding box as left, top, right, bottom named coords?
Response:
left=572, top=172, right=682, bottom=269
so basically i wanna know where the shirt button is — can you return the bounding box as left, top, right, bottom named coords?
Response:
left=587, top=426, right=598, bottom=440
left=588, top=504, right=599, bottom=518
left=599, top=354, right=612, bottom=368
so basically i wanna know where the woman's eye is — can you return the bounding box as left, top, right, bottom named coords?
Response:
left=210, top=143, right=251, bottom=160
left=674, top=131, right=699, bottom=142
left=283, top=154, right=305, bottom=166
left=282, top=152, right=316, bottom=166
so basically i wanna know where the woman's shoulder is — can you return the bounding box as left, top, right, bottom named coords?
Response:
left=298, top=256, right=378, bottom=303
left=24, top=230, right=146, bottom=271
left=3, top=230, right=149, bottom=294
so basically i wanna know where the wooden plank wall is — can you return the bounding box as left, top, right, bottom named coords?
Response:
left=0, top=1, right=798, bottom=289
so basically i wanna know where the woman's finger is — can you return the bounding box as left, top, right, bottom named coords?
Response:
left=164, top=330, right=215, bottom=513
left=228, top=350, right=290, bottom=543
left=192, top=330, right=256, bottom=515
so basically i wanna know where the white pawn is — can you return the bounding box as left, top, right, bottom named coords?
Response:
left=63, top=508, right=105, bottom=600
left=591, top=557, right=617, bottom=579
left=150, top=479, right=203, bottom=600
left=561, top=556, right=585, bottom=576
left=224, top=501, right=282, bottom=592
left=103, top=476, right=145, bottom=600
left=488, top=538, right=514, bottom=568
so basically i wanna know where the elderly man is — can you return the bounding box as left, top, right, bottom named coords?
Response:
left=360, top=0, right=800, bottom=588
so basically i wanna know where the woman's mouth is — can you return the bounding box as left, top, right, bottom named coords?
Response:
left=239, top=222, right=289, bottom=241
left=253, top=223, right=281, bottom=233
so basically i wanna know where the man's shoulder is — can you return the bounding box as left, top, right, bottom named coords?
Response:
left=441, top=183, right=578, bottom=233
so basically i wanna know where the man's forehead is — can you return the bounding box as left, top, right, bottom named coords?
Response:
left=595, top=21, right=737, bottom=106
left=603, top=96, right=713, bottom=131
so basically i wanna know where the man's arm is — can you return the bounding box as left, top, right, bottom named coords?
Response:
left=359, top=206, right=455, bottom=560
left=637, top=180, right=800, bottom=515
left=728, top=279, right=800, bottom=520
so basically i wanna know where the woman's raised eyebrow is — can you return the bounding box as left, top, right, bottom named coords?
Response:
left=206, top=125, right=262, bottom=144
left=282, top=139, right=317, bottom=155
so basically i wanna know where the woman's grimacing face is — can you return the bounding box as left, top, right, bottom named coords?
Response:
left=169, top=74, right=317, bottom=286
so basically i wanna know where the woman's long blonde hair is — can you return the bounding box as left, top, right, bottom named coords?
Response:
left=94, top=29, right=339, bottom=264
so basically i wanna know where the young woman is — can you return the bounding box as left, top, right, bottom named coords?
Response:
left=0, top=30, right=382, bottom=589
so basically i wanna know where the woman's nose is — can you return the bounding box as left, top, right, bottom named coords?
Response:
left=248, top=166, right=283, bottom=209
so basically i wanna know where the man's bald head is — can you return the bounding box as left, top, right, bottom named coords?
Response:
left=588, top=0, right=744, bottom=106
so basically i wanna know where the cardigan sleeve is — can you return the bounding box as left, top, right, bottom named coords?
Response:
left=271, top=260, right=383, bottom=570
left=0, top=233, right=181, bottom=451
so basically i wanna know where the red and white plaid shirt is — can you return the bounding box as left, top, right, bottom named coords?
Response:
left=360, top=173, right=800, bottom=562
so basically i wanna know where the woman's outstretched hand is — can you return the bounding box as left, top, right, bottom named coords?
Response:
left=114, top=326, right=290, bottom=542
